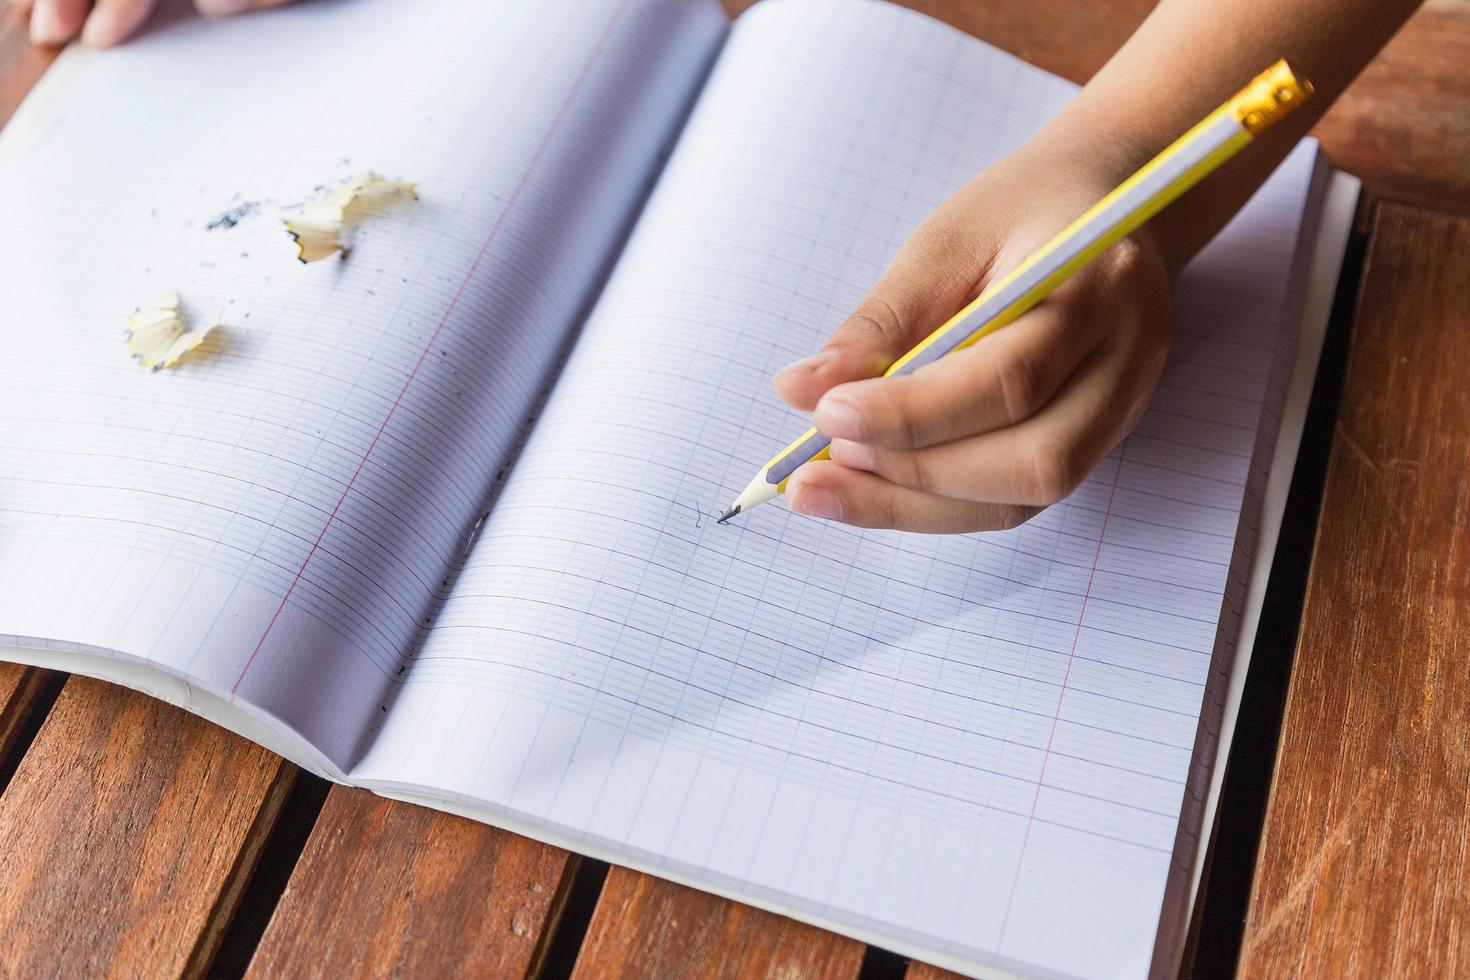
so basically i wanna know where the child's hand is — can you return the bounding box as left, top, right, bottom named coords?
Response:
left=773, top=130, right=1175, bottom=533
left=17, top=0, right=294, bottom=48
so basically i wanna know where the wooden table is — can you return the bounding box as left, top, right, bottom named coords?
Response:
left=1, top=3, right=1467, bottom=977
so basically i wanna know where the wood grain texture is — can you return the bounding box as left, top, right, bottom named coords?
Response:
left=905, top=960, right=964, bottom=980
left=0, top=676, right=295, bottom=978
left=0, top=0, right=1462, bottom=209
left=0, top=11, right=295, bottom=980
left=1313, top=1, right=1470, bottom=213
left=1238, top=203, right=1470, bottom=976
left=722, top=0, right=1470, bottom=212
left=571, top=866, right=866, bottom=980
left=246, top=786, right=574, bottom=978
left=0, top=665, right=49, bottom=765
left=0, top=6, right=1465, bottom=980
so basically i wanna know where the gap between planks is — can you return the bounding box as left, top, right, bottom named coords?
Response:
left=0, top=676, right=296, bottom=978
left=1239, top=204, right=1470, bottom=976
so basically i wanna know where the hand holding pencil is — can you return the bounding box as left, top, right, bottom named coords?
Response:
left=723, top=60, right=1312, bottom=532
left=760, top=135, right=1178, bottom=533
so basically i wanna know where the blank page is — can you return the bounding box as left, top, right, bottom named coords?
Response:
left=359, top=2, right=1328, bottom=976
left=0, top=0, right=727, bottom=772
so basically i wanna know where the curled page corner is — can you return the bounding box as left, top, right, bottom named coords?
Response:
left=284, top=171, right=418, bottom=263
left=123, top=292, right=219, bottom=370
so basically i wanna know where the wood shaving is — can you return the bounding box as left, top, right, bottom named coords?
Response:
left=284, top=171, right=417, bottom=262
left=124, top=292, right=218, bottom=370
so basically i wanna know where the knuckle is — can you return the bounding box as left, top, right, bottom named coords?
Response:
left=996, top=504, right=1043, bottom=531
left=954, top=504, right=988, bottom=535
left=874, top=445, right=915, bottom=486
left=952, top=513, right=984, bottom=535
left=1027, top=442, right=1087, bottom=504
left=1106, top=235, right=1162, bottom=287
left=902, top=451, right=939, bottom=493
left=965, top=503, right=1039, bottom=533
left=850, top=486, right=899, bottom=530
left=847, top=295, right=909, bottom=351
left=869, top=378, right=925, bottom=447
left=993, top=350, right=1047, bottom=424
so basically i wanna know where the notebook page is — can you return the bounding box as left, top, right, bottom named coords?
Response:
left=356, top=1, right=1320, bottom=976
left=0, top=0, right=727, bottom=773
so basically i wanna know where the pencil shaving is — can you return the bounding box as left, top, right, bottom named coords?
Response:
left=284, top=171, right=418, bottom=262
left=124, top=292, right=218, bottom=370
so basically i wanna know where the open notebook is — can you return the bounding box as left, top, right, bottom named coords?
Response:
left=0, top=0, right=1356, bottom=976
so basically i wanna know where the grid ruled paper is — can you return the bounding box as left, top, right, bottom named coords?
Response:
left=0, top=0, right=728, bottom=770
left=0, top=0, right=1337, bottom=974
left=353, top=2, right=1327, bottom=978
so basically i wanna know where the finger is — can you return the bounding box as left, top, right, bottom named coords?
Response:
left=80, top=0, right=153, bottom=46
left=772, top=225, right=993, bottom=412
left=827, top=330, right=1165, bottom=506
left=787, top=460, right=1039, bottom=533
left=195, top=0, right=294, bottom=16
left=811, top=291, right=1109, bottom=449
left=10, top=0, right=37, bottom=15
left=29, top=0, right=89, bottom=44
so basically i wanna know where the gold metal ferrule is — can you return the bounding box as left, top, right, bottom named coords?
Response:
left=1228, top=59, right=1313, bottom=135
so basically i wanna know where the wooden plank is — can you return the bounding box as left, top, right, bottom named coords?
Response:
left=722, top=0, right=1470, bottom=212
left=576, top=6, right=1468, bottom=975
left=0, top=8, right=1461, bottom=980
left=0, top=13, right=297, bottom=979
left=246, top=786, right=574, bottom=977
left=0, top=677, right=295, bottom=977
left=1238, top=204, right=1470, bottom=975
left=0, top=665, right=51, bottom=765
left=906, top=961, right=963, bottom=980
left=1312, top=1, right=1470, bottom=214
left=2, top=0, right=1462, bottom=210
left=0, top=5, right=56, bottom=126
left=0, top=11, right=563, bottom=978
left=571, top=866, right=866, bottom=979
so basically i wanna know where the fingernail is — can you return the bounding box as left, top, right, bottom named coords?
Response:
left=814, top=393, right=863, bottom=439
left=829, top=439, right=875, bottom=472
left=791, top=483, right=843, bottom=521
left=197, top=0, right=251, bottom=15
left=775, top=349, right=837, bottom=378
left=80, top=8, right=119, bottom=46
left=30, top=0, right=67, bottom=44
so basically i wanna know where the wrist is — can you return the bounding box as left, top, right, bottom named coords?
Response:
left=1009, top=124, right=1188, bottom=279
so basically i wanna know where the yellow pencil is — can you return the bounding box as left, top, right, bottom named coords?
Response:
left=718, top=59, right=1312, bottom=524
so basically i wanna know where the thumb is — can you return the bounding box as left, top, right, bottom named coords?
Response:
left=772, top=228, right=987, bottom=413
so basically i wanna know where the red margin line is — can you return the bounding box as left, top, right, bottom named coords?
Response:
left=231, top=5, right=632, bottom=694
left=995, top=439, right=1129, bottom=948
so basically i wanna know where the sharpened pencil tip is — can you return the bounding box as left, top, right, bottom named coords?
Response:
left=717, top=504, right=741, bottom=525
